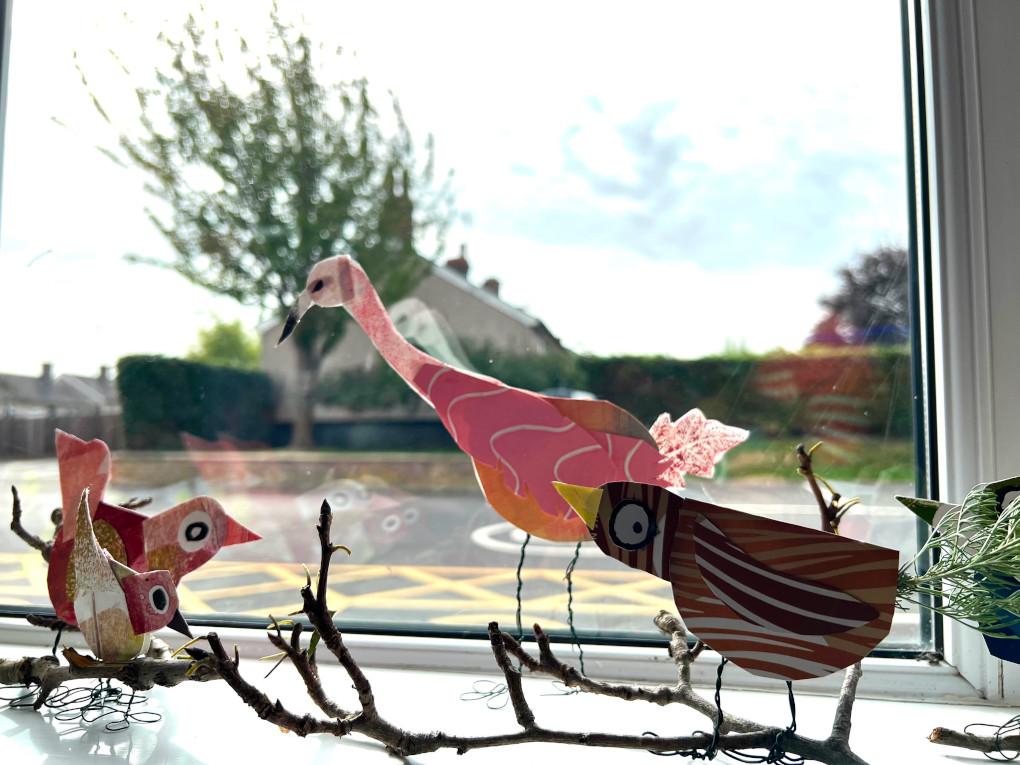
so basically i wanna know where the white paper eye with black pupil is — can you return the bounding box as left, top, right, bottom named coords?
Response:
left=380, top=513, right=402, bottom=534
left=178, top=509, right=213, bottom=552
left=330, top=490, right=355, bottom=511
left=149, top=585, right=169, bottom=614
left=608, top=500, right=657, bottom=551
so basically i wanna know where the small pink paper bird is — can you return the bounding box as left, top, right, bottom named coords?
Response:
left=47, top=430, right=262, bottom=624
left=71, top=489, right=192, bottom=662
left=279, top=255, right=748, bottom=541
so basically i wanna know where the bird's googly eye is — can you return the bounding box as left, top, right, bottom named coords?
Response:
left=149, top=585, right=169, bottom=614
left=331, top=491, right=353, bottom=511
left=403, top=507, right=420, bottom=525
left=311, top=278, right=325, bottom=293
left=179, top=509, right=214, bottom=552
left=608, top=500, right=657, bottom=551
left=381, top=514, right=402, bottom=534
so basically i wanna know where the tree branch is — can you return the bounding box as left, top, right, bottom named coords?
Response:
left=3, top=489, right=878, bottom=763
left=798, top=443, right=841, bottom=532
left=0, top=639, right=220, bottom=709
left=192, top=497, right=874, bottom=763
left=928, top=726, right=1020, bottom=754
left=10, top=486, right=53, bottom=562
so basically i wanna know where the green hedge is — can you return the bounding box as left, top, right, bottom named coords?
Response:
left=117, top=356, right=275, bottom=449
left=580, top=350, right=913, bottom=440
left=315, top=348, right=914, bottom=441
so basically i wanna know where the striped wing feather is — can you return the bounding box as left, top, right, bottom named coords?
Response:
left=671, top=497, right=898, bottom=681
left=692, top=515, right=878, bottom=636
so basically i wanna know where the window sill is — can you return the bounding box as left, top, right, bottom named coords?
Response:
left=0, top=615, right=985, bottom=705
left=0, top=622, right=1009, bottom=764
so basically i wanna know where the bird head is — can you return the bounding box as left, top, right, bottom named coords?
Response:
left=278, top=255, right=356, bottom=344
left=120, top=569, right=192, bottom=638
left=555, top=480, right=673, bottom=579
left=145, top=497, right=261, bottom=579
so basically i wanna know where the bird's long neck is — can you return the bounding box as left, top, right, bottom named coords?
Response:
left=342, top=259, right=438, bottom=388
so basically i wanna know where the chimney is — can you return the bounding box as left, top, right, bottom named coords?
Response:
left=40, top=363, right=52, bottom=383
left=444, top=243, right=470, bottom=278
left=98, top=365, right=110, bottom=383
left=482, top=278, right=500, bottom=297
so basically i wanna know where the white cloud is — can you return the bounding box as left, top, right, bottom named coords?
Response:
left=0, top=1, right=905, bottom=377
left=459, top=233, right=836, bottom=358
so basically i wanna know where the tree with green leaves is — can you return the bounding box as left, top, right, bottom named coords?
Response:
left=86, top=6, right=452, bottom=446
left=187, top=317, right=261, bottom=370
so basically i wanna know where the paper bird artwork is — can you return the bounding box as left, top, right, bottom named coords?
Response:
left=296, top=478, right=421, bottom=563
left=278, top=255, right=748, bottom=542
left=71, top=489, right=192, bottom=661
left=554, top=480, right=899, bottom=681
left=898, top=477, right=1020, bottom=664
left=47, top=430, right=262, bottom=625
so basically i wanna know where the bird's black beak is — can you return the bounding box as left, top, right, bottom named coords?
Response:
left=167, top=608, right=193, bottom=639
left=277, top=290, right=312, bottom=346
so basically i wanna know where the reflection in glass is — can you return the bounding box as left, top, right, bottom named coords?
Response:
left=0, top=2, right=921, bottom=650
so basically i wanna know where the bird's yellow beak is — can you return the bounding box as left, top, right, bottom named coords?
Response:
left=553, top=482, right=602, bottom=529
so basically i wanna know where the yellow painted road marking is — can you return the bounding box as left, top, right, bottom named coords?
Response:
left=0, top=553, right=676, bottom=624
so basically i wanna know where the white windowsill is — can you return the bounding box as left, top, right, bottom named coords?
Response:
left=0, top=617, right=984, bottom=704
left=0, top=623, right=1012, bottom=764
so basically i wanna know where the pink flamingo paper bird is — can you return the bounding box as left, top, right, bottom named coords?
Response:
left=71, top=489, right=192, bottom=661
left=47, top=430, right=262, bottom=624
left=278, top=255, right=747, bottom=541
left=554, top=480, right=899, bottom=681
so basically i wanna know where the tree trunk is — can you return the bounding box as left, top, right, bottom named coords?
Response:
left=290, top=343, right=321, bottom=448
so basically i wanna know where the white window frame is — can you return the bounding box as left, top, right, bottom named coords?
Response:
left=0, top=0, right=1015, bottom=705
left=926, top=0, right=1020, bottom=702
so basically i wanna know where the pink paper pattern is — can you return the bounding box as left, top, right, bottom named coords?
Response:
left=48, top=430, right=261, bottom=624
left=72, top=489, right=186, bottom=661
left=651, top=409, right=750, bottom=483
left=287, top=256, right=749, bottom=541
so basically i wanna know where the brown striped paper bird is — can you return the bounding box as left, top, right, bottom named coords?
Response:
left=554, top=480, right=899, bottom=681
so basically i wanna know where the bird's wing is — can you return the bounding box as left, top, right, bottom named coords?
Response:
left=46, top=501, right=141, bottom=625
left=93, top=501, right=149, bottom=570
left=56, top=430, right=112, bottom=541
left=540, top=395, right=658, bottom=448
left=692, top=515, right=879, bottom=636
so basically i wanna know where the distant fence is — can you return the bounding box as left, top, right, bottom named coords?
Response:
left=0, top=414, right=124, bottom=458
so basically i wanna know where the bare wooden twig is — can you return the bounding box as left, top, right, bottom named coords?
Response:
left=194, top=498, right=874, bottom=763
left=4, top=479, right=878, bottom=763
left=0, top=639, right=220, bottom=708
left=501, top=614, right=761, bottom=733
left=10, top=486, right=53, bottom=562
left=928, top=726, right=1020, bottom=754
left=119, top=497, right=153, bottom=510
left=797, top=443, right=845, bottom=533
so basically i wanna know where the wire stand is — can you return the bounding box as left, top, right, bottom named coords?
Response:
left=644, top=658, right=803, bottom=763
left=1, top=678, right=161, bottom=732
left=964, top=715, right=1020, bottom=761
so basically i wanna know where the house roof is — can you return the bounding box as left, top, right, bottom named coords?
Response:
left=0, top=367, right=119, bottom=411
left=429, top=262, right=539, bottom=329
left=258, top=256, right=566, bottom=352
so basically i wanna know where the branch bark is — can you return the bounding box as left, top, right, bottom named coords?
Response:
left=928, top=726, right=1020, bottom=754
left=0, top=640, right=220, bottom=709
left=797, top=443, right=844, bottom=533
left=193, top=498, right=874, bottom=763
left=10, top=486, right=53, bottom=562
left=3, top=484, right=878, bottom=763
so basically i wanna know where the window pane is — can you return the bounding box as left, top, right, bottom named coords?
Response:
left=0, top=1, right=925, bottom=653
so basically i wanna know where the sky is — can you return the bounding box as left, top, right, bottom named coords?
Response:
left=0, top=1, right=908, bottom=377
